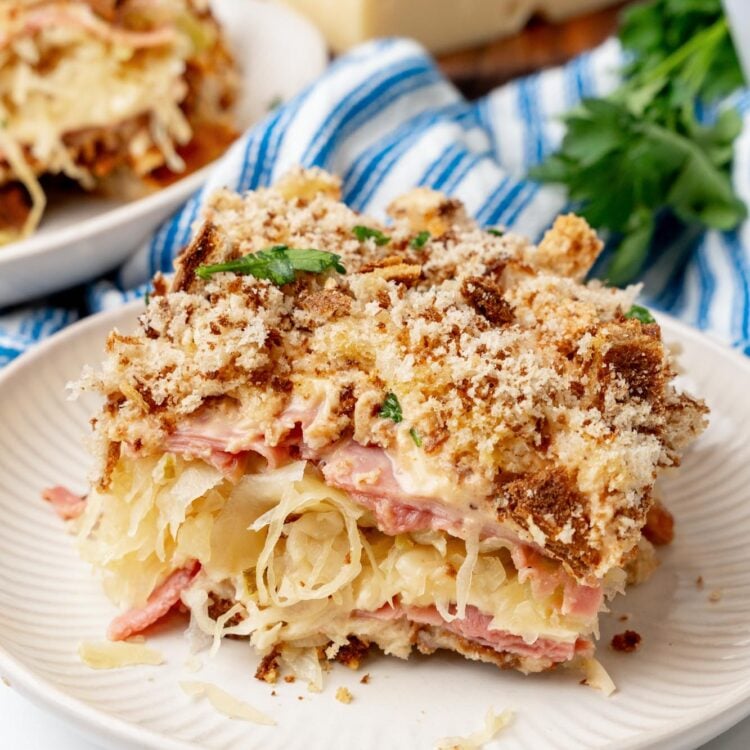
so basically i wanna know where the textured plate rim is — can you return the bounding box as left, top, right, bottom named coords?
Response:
left=0, top=305, right=198, bottom=750
left=1, top=302, right=750, bottom=750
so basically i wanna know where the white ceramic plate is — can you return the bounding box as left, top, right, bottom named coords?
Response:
left=0, top=305, right=749, bottom=750
left=0, top=0, right=327, bottom=308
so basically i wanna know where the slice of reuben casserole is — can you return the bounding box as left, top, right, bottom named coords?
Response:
left=48, top=168, right=707, bottom=690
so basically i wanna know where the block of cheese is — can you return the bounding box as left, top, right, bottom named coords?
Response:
left=279, top=0, right=621, bottom=54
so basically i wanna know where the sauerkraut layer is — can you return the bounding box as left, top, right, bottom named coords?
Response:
left=75, top=454, right=619, bottom=678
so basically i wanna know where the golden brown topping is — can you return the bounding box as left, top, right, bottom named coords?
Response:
left=275, top=166, right=341, bottom=202
left=498, top=468, right=597, bottom=578
left=361, top=260, right=422, bottom=285
left=387, top=187, right=470, bottom=237
left=461, top=276, right=514, bottom=326
left=172, top=222, right=222, bottom=294
left=533, top=214, right=603, bottom=281
left=300, top=289, right=352, bottom=321
left=598, top=323, right=665, bottom=403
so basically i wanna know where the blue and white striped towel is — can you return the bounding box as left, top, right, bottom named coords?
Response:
left=1, top=37, right=749, bottom=367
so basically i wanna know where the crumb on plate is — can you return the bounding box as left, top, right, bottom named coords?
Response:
left=255, top=649, right=280, bottom=684
left=610, top=630, right=642, bottom=653
left=336, top=686, right=354, bottom=704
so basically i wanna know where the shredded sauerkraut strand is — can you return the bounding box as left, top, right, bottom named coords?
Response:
left=437, top=527, right=480, bottom=623
left=250, top=483, right=363, bottom=608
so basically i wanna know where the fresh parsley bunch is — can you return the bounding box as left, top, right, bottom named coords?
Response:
left=530, top=0, right=746, bottom=285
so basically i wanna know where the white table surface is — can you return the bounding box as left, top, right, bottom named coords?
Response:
left=1, top=680, right=748, bottom=749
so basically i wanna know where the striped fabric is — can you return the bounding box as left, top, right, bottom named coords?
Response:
left=1, top=37, right=749, bottom=367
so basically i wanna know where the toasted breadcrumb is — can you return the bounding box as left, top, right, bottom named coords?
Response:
left=335, top=686, right=353, bottom=704
left=333, top=636, right=370, bottom=669
left=254, top=649, right=280, bottom=684
left=642, top=500, right=674, bottom=546
left=708, top=589, right=722, bottom=603
left=610, top=630, right=642, bottom=653
left=532, top=214, right=603, bottom=281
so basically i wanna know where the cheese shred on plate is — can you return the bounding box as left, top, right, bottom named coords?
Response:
left=180, top=681, right=276, bottom=726
left=78, top=641, right=164, bottom=670
left=49, top=167, right=707, bottom=698
left=436, top=709, right=515, bottom=750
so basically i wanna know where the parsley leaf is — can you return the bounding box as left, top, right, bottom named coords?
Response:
left=195, top=245, right=345, bottom=285
left=530, top=0, right=746, bottom=285
left=410, top=230, right=431, bottom=249
left=379, top=392, right=402, bottom=423
left=409, top=428, right=422, bottom=447
left=620, top=0, right=743, bottom=102
left=353, top=225, right=390, bottom=246
left=624, top=304, right=656, bottom=324
left=487, top=228, right=505, bottom=237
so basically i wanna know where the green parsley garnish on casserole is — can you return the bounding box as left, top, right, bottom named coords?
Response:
left=44, top=167, right=707, bottom=691
left=0, top=0, right=238, bottom=245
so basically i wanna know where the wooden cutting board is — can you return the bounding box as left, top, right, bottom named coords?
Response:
left=437, top=1, right=631, bottom=98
